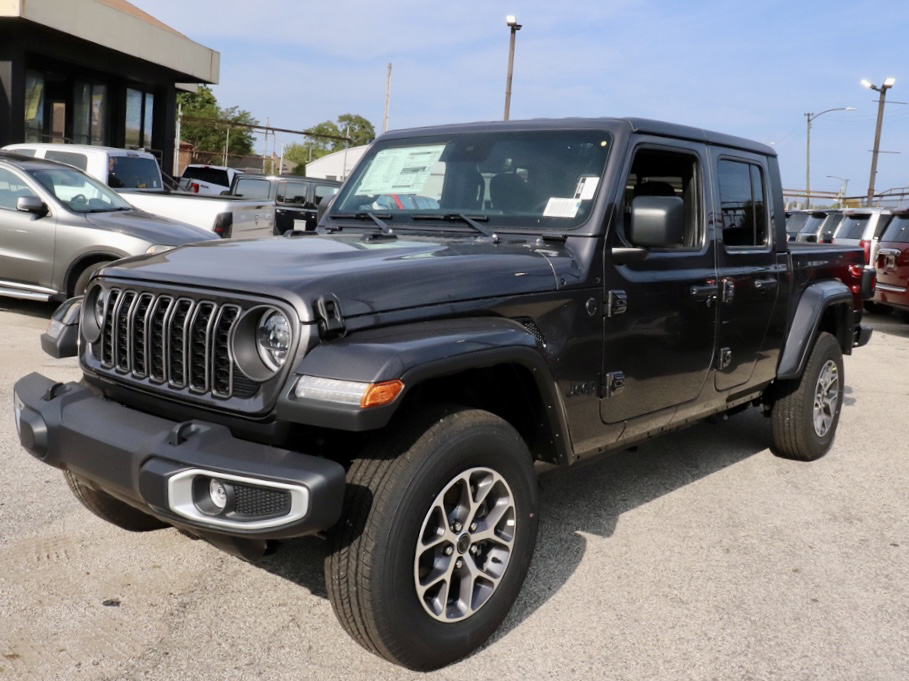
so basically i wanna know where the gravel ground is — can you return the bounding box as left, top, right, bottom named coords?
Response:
left=1, top=298, right=908, bottom=680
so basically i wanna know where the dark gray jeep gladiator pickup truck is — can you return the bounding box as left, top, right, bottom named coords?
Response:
left=14, top=117, right=874, bottom=670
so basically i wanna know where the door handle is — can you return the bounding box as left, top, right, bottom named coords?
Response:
left=689, top=283, right=719, bottom=306
left=754, top=278, right=778, bottom=290
left=689, top=283, right=719, bottom=298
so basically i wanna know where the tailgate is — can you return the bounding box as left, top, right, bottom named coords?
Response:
left=230, top=203, right=275, bottom=237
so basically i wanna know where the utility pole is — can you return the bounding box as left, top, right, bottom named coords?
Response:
left=383, top=63, right=392, bottom=134
left=504, top=16, right=522, bottom=120
left=805, top=107, right=854, bottom=209
left=862, top=77, right=896, bottom=206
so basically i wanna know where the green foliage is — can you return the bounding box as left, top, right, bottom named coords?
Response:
left=178, top=85, right=258, bottom=158
left=296, top=115, right=377, bottom=165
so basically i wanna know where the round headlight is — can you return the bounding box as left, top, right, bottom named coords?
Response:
left=256, top=310, right=291, bottom=371
left=93, top=287, right=107, bottom=326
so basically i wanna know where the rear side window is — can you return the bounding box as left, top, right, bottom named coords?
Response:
left=277, top=181, right=309, bottom=204
left=45, top=150, right=88, bottom=171
left=315, top=184, right=339, bottom=204
left=718, top=159, right=767, bottom=247
left=880, top=215, right=909, bottom=243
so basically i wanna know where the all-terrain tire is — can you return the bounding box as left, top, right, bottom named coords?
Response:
left=324, top=406, right=538, bottom=671
left=64, top=471, right=167, bottom=532
left=771, top=332, right=844, bottom=461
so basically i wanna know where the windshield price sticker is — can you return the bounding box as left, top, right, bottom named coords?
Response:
left=356, top=145, right=446, bottom=195
left=543, top=197, right=582, bottom=218
left=574, top=176, right=599, bottom=200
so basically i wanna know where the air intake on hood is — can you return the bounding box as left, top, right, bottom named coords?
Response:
left=315, top=294, right=345, bottom=339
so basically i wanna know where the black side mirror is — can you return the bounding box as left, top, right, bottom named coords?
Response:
left=17, top=196, right=48, bottom=216
left=629, top=196, right=685, bottom=248
left=317, top=194, right=337, bottom=224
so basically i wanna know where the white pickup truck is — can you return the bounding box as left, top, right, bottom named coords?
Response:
left=2, top=143, right=274, bottom=238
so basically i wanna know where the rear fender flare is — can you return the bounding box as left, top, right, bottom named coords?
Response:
left=776, top=280, right=853, bottom=380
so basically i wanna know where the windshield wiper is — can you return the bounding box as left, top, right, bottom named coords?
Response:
left=332, top=211, right=394, bottom=234
left=411, top=213, right=496, bottom=240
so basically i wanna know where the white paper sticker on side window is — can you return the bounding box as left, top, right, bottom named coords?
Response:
left=356, top=145, right=446, bottom=196
left=543, top=197, right=581, bottom=218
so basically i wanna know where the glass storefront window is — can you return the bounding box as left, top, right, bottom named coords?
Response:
left=24, top=71, right=45, bottom=142
left=91, top=85, right=108, bottom=145
left=144, top=92, right=154, bottom=149
left=126, top=88, right=143, bottom=148
left=73, top=81, right=92, bottom=144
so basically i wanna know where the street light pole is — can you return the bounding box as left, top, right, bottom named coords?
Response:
left=504, top=15, right=522, bottom=121
left=805, top=106, right=855, bottom=209
left=826, top=175, right=849, bottom=207
left=862, top=77, right=896, bottom=206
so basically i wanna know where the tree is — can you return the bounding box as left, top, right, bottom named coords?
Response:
left=286, top=115, right=377, bottom=173
left=177, top=85, right=257, bottom=161
left=337, top=113, right=376, bottom=148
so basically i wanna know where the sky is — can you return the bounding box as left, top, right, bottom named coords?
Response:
left=132, top=0, right=909, bottom=199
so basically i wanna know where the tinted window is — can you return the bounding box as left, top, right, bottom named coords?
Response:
left=182, top=166, right=231, bottom=186
left=799, top=213, right=827, bottom=234
left=718, top=159, right=767, bottom=247
left=45, top=150, right=88, bottom=171
left=277, top=181, right=309, bottom=204
left=880, top=215, right=909, bottom=243
left=233, top=178, right=271, bottom=200
left=109, top=156, right=161, bottom=189
left=314, top=184, right=339, bottom=204
left=838, top=215, right=870, bottom=239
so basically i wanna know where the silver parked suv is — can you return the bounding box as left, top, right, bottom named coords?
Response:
left=0, top=151, right=217, bottom=302
left=832, top=207, right=892, bottom=266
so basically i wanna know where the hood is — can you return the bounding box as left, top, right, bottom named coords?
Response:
left=102, top=233, right=580, bottom=322
left=84, top=209, right=217, bottom=244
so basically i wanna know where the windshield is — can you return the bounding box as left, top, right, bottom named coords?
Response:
left=331, top=129, right=612, bottom=231
left=28, top=166, right=133, bottom=213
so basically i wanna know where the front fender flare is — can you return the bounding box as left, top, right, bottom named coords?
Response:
left=776, top=280, right=853, bottom=380
left=276, top=317, right=571, bottom=458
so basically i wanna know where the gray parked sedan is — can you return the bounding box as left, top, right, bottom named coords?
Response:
left=0, top=151, right=217, bottom=302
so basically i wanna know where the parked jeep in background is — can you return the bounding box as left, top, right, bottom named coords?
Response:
left=229, top=173, right=340, bottom=233
left=833, top=206, right=892, bottom=266
left=2, top=143, right=275, bottom=238
left=0, top=151, right=216, bottom=302
left=14, top=117, right=874, bottom=671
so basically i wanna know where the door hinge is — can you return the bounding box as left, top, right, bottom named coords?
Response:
left=607, top=290, right=628, bottom=317
left=717, top=347, right=732, bottom=370
left=721, top=278, right=735, bottom=304
left=315, top=294, right=345, bottom=339
left=602, top=371, right=626, bottom=397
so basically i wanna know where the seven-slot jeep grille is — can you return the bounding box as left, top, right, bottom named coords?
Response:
left=98, top=288, right=244, bottom=399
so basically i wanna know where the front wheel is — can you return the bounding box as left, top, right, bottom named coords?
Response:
left=325, top=407, right=539, bottom=671
left=771, top=332, right=844, bottom=461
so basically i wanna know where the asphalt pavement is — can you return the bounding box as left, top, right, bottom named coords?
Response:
left=1, top=298, right=908, bottom=680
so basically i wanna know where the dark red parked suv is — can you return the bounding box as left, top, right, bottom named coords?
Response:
left=872, top=210, right=909, bottom=322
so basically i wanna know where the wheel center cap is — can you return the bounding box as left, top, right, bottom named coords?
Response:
left=456, top=533, right=471, bottom=554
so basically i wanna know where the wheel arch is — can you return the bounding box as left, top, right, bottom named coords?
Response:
left=64, top=251, right=124, bottom=297
left=776, top=280, right=854, bottom=381
left=279, top=317, right=574, bottom=466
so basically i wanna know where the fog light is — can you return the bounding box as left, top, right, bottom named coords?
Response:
left=210, top=478, right=229, bottom=510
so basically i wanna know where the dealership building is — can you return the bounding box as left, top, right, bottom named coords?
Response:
left=0, top=0, right=218, bottom=176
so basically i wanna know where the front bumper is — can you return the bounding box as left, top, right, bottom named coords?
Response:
left=13, top=372, right=346, bottom=540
